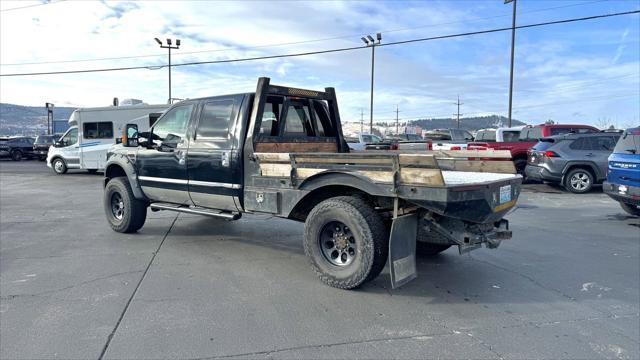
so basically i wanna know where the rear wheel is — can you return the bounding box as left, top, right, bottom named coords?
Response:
left=104, top=177, right=147, bottom=233
left=620, top=202, right=640, bottom=217
left=564, top=168, right=593, bottom=194
left=11, top=150, right=22, bottom=161
left=52, top=158, right=67, bottom=174
left=303, top=196, right=388, bottom=289
left=514, top=159, right=527, bottom=178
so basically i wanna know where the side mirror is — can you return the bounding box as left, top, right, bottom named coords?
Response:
left=121, top=124, right=139, bottom=147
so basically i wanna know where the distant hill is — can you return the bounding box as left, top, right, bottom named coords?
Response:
left=407, top=115, right=526, bottom=131
left=0, top=103, right=76, bottom=135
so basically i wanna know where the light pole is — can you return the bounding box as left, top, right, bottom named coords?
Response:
left=155, top=37, right=181, bottom=104
left=45, top=102, right=54, bottom=135
left=362, top=33, right=381, bottom=134
left=505, top=0, right=517, bottom=128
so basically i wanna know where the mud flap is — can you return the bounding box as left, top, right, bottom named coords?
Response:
left=388, top=213, right=418, bottom=289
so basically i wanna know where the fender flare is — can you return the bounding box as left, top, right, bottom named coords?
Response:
left=297, top=170, right=390, bottom=196
left=104, top=154, right=146, bottom=200
left=561, top=161, right=601, bottom=182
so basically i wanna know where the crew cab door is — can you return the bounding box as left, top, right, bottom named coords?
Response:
left=187, top=96, right=243, bottom=211
left=137, top=102, right=195, bottom=205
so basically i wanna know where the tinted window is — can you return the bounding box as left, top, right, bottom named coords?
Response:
left=532, top=140, right=554, bottom=151
left=197, top=99, right=234, bottom=139
left=283, top=102, right=313, bottom=135
left=614, top=130, right=640, bottom=154
left=550, top=128, right=573, bottom=136
left=83, top=122, right=113, bottom=139
left=259, top=96, right=283, bottom=136
left=153, top=104, right=194, bottom=145
left=502, top=131, right=520, bottom=142
left=569, top=137, right=590, bottom=150
left=593, top=136, right=618, bottom=151
left=311, top=101, right=334, bottom=137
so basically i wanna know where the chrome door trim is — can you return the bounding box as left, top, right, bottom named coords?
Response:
left=139, top=176, right=188, bottom=185
left=189, top=180, right=242, bottom=189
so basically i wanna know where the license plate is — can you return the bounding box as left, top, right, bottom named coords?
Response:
left=499, top=185, right=511, bottom=204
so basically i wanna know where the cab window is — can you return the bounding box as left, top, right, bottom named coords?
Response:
left=60, top=128, right=78, bottom=146
left=197, top=99, right=234, bottom=140
left=152, top=104, right=194, bottom=146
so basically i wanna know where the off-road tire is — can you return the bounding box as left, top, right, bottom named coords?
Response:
left=11, top=150, right=22, bottom=161
left=564, top=168, right=594, bottom=194
left=303, top=196, right=388, bottom=289
left=620, top=202, right=640, bottom=217
left=52, top=158, right=67, bottom=174
left=104, top=176, right=147, bottom=233
left=514, top=159, right=527, bottom=178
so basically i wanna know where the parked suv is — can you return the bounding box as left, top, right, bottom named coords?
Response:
left=603, top=127, right=640, bottom=216
left=0, top=136, right=35, bottom=161
left=33, top=134, right=59, bottom=161
left=525, top=132, right=621, bottom=193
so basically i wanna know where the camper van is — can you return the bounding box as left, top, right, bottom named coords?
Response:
left=47, top=104, right=169, bottom=174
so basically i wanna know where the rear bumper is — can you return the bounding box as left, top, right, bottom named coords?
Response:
left=525, top=164, right=562, bottom=182
left=603, top=181, right=640, bottom=206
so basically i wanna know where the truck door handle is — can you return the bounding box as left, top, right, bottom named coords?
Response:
left=221, top=151, right=230, bottom=167
left=585, top=153, right=594, bottom=157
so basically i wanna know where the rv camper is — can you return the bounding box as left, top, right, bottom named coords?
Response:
left=47, top=103, right=169, bottom=174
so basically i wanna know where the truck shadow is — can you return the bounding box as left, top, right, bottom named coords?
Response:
left=162, top=215, right=635, bottom=305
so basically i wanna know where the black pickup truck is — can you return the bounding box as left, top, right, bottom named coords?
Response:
left=103, top=78, right=521, bottom=289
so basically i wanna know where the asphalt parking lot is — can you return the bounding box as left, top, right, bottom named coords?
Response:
left=1, top=160, right=638, bottom=359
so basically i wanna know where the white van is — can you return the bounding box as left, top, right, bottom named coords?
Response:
left=47, top=104, right=169, bottom=174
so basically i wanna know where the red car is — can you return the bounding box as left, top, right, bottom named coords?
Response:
left=469, top=124, right=599, bottom=176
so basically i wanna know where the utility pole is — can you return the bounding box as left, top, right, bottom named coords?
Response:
left=505, top=0, right=517, bottom=128
left=395, top=105, right=401, bottom=135
left=361, top=33, right=382, bottom=134
left=453, top=95, right=463, bottom=129
left=155, top=38, right=181, bottom=104
left=45, top=102, right=54, bottom=135
left=360, top=108, right=364, bottom=134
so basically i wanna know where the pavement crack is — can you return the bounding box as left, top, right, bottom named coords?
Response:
left=97, top=214, right=179, bottom=360
left=0, top=270, right=144, bottom=299
left=194, top=331, right=456, bottom=359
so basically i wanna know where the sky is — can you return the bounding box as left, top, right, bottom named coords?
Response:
left=0, top=0, right=639, bottom=127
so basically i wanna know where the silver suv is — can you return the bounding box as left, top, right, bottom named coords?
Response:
left=525, top=132, right=621, bottom=193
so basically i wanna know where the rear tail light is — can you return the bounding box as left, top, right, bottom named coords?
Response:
left=543, top=151, right=559, bottom=158
left=450, top=146, right=462, bottom=150
left=390, top=144, right=398, bottom=150
left=426, top=141, right=432, bottom=150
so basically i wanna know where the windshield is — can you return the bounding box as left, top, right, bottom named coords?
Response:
left=59, top=128, right=78, bottom=147
left=613, top=129, right=640, bottom=154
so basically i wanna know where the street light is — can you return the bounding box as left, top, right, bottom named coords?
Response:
left=154, top=37, right=181, bottom=104
left=505, top=0, right=517, bottom=128
left=362, top=32, right=382, bottom=134
left=45, top=102, right=54, bottom=135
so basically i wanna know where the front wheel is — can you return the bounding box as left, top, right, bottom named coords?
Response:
left=303, top=196, right=388, bottom=289
left=11, top=151, right=22, bottom=161
left=564, top=168, right=594, bottom=194
left=620, top=202, right=640, bottom=217
left=52, top=158, right=67, bottom=174
left=104, top=177, right=147, bottom=233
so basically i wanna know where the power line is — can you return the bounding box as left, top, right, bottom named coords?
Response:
left=1, top=9, right=638, bottom=77
left=0, top=0, right=66, bottom=12
left=0, top=0, right=608, bottom=66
